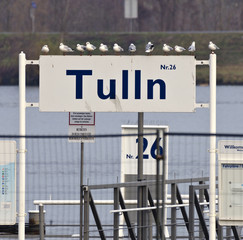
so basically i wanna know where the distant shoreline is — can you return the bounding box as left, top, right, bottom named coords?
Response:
left=0, top=32, right=242, bottom=85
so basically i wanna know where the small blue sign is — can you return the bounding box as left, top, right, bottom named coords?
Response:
left=0, top=141, right=16, bottom=225
left=31, top=1, right=37, bottom=8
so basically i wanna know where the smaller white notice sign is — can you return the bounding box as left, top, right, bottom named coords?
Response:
left=218, top=140, right=243, bottom=226
left=69, top=112, right=95, bottom=125
left=68, top=112, right=95, bottom=143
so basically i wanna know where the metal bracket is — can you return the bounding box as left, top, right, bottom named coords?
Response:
left=208, top=149, right=218, bottom=153
left=196, top=60, right=209, bottom=66
left=195, top=103, right=209, bottom=108
left=17, top=149, right=27, bottom=153
left=25, top=60, right=39, bottom=65
left=26, top=102, right=39, bottom=108
left=83, top=186, right=89, bottom=191
left=17, top=213, right=27, bottom=217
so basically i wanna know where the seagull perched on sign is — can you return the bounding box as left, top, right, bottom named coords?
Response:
left=86, top=42, right=96, bottom=55
left=208, top=41, right=219, bottom=53
left=76, top=44, right=86, bottom=55
left=188, top=41, right=196, bottom=54
left=113, top=43, right=124, bottom=54
left=99, top=43, right=108, bottom=55
left=145, top=42, right=154, bottom=54
left=175, top=45, right=186, bottom=54
left=59, top=43, right=73, bottom=55
left=41, top=45, right=49, bottom=54
left=162, top=44, right=173, bottom=55
left=128, top=43, right=136, bottom=54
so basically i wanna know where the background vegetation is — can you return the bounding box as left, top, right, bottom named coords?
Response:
left=1, top=0, right=243, bottom=32
left=1, top=32, right=243, bottom=85
left=0, top=0, right=243, bottom=85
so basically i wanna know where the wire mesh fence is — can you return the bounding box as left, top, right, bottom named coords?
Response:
left=0, top=132, right=243, bottom=239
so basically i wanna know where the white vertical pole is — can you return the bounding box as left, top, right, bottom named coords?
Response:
left=209, top=53, right=216, bottom=240
left=19, top=51, right=26, bottom=240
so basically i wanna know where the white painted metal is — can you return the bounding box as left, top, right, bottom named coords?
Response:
left=25, top=102, right=39, bottom=107
left=25, top=60, right=39, bottom=65
left=19, top=52, right=26, bottom=240
left=18, top=53, right=217, bottom=239
left=195, top=103, right=209, bottom=108
left=110, top=201, right=210, bottom=213
left=196, top=60, right=209, bottom=66
left=33, top=193, right=196, bottom=206
left=209, top=53, right=217, bottom=240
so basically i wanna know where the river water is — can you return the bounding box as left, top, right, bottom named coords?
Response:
left=0, top=85, right=243, bottom=238
left=1, top=85, right=243, bottom=135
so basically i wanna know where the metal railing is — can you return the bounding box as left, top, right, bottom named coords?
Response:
left=31, top=176, right=242, bottom=239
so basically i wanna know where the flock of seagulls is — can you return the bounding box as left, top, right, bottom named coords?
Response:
left=41, top=41, right=220, bottom=55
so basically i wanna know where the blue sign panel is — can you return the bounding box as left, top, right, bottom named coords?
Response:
left=0, top=141, right=16, bottom=225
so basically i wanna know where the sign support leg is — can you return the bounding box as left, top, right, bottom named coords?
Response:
left=19, top=51, right=26, bottom=240
left=209, top=53, right=217, bottom=240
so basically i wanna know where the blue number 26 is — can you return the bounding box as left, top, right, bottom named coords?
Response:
left=136, top=137, right=163, bottom=159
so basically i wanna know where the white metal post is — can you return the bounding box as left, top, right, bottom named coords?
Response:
left=209, top=53, right=217, bottom=240
left=19, top=51, right=26, bottom=240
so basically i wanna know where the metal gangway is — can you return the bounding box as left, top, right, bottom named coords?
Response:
left=30, top=177, right=241, bottom=240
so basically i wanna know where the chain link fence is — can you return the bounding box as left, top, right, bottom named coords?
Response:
left=0, top=132, right=243, bottom=239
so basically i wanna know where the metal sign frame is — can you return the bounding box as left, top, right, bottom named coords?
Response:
left=18, top=52, right=217, bottom=240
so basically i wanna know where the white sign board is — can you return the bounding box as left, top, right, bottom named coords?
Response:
left=68, top=112, right=95, bottom=143
left=0, top=141, right=16, bottom=225
left=39, top=56, right=196, bottom=112
left=120, top=125, right=169, bottom=235
left=121, top=125, right=169, bottom=182
left=124, top=0, right=138, bottom=19
left=218, top=140, right=243, bottom=226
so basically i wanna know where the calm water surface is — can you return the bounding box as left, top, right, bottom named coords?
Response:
left=0, top=85, right=243, bottom=238
left=1, top=85, right=243, bottom=134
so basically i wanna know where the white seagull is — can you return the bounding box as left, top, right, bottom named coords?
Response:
left=113, top=43, right=124, bottom=54
left=188, top=41, right=196, bottom=53
left=175, top=45, right=186, bottom=54
left=128, top=43, right=136, bottom=53
left=145, top=42, right=154, bottom=54
left=59, top=43, right=74, bottom=55
left=76, top=44, right=86, bottom=55
left=99, top=43, right=108, bottom=54
left=208, top=41, right=219, bottom=53
left=86, top=42, right=96, bottom=54
left=41, top=45, right=49, bottom=54
left=162, top=44, right=173, bottom=54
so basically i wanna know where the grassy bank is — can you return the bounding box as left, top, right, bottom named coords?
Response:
left=1, top=32, right=243, bottom=85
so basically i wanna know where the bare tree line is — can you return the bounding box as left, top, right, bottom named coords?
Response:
left=0, top=0, right=243, bottom=32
